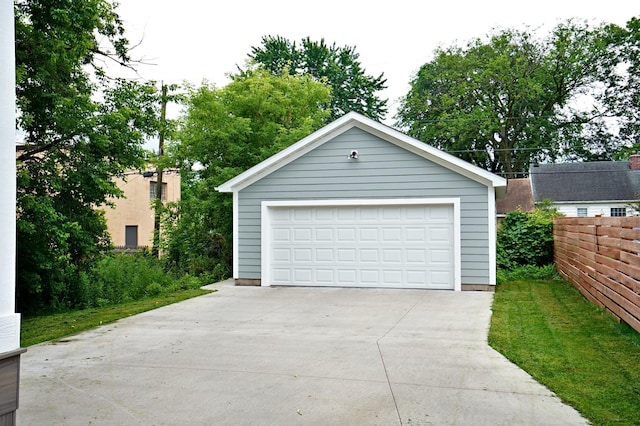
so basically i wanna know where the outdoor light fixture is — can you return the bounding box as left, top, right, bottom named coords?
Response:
left=348, top=150, right=359, bottom=159
left=142, top=171, right=155, bottom=178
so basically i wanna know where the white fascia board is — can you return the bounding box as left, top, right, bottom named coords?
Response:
left=262, top=197, right=460, bottom=208
left=232, top=191, right=239, bottom=279
left=487, top=186, right=497, bottom=286
left=354, top=119, right=507, bottom=190
left=215, top=112, right=359, bottom=193
left=215, top=111, right=507, bottom=194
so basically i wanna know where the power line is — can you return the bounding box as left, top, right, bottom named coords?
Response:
left=443, top=146, right=560, bottom=153
left=500, top=168, right=637, bottom=177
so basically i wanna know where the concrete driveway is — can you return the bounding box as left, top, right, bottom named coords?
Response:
left=18, top=281, right=586, bottom=425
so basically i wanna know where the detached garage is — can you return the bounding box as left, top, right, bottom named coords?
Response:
left=216, top=112, right=506, bottom=291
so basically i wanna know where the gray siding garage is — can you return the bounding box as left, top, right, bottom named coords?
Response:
left=217, top=112, right=506, bottom=291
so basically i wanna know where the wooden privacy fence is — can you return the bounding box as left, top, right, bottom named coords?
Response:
left=554, top=217, right=640, bottom=333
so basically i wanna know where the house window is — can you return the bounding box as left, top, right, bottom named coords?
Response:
left=576, top=207, right=587, bottom=217
left=125, top=225, right=138, bottom=248
left=150, top=181, right=167, bottom=201
left=610, top=207, right=626, bottom=217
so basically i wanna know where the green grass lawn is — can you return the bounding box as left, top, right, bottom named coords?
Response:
left=489, top=278, right=640, bottom=426
left=21, top=288, right=212, bottom=347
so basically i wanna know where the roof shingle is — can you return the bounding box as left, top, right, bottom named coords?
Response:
left=530, top=161, right=640, bottom=202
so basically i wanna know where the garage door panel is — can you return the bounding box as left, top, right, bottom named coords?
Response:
left=429, top=227, right=452, bottom=241
left=293, top=248, right=312, bottom=262
left=360, top=270, right=379, bottom=284
left=316, top=248, right=334, bottom=262
left=382, top=228, right=402, bottom=242
left=338, top=270, right=357, bottom=284
left=315, top=269, right=334, bottom=283
left=316, top=228, right=333, bottom=241
left=382, top=270, right=403, bottom=284
left=293, top=228, right=312, bottom=241
left=407, top=249, right=427, bottom=263
left=294, top=269, right=312, bottom=283
left=359, top=249, right=378, bottom=263
left=406, top=227, right=426, bottom=241
left=273, top=269, right=291, bottom=282
left=429, top=207, right=452, bottom=221
left=359, top=228, right=378, bottom=241
left=337, top=208, right=356, bottom=221
left=382, top=207, right=402, bottom=220
left=359, top=207, right=378, bottom=220
left=273, top=228, right=290, bottom=241
left=406, top=207, right=426, bottom=220
left=430, top=249, right=452, bottom=263
left=337, top=228, right=356, bottom=241
left=273, top=248, right=290, bottom=262
left=431, top=270, right=452, bottom=287
left=337, top=248, right=356, bottom=262
left=315, top=208, right=333, bottom=221
left=294, top=208, right=312, bottom=221
left=407, top=270, right=427, bottom=284
left=382, top=249, right=402, bottom=263
left=271, top=208, right=290, bottom=222
left=268, top=204, right=455, bottom=289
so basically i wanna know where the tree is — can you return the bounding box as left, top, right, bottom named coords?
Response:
left=602, top=17, right=640, bottom=157
left=247, top=36, right=388, bottom=121
left=165, top=70, right=331, bottom=276
left=15, top=0, right=159, bottom=313
left=396, top=21, right=617, bottom=177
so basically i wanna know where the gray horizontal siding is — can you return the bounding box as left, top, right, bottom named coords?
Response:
left=237, top=127, right=492, bottom=284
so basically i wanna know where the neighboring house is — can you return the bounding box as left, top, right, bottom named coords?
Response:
left=101, top=169, right=181, bottom=249
left=496, top=178, right=534, bottom=219
left=15, top=145, right=181, bottom=249
left=530, top=155, right=640, bottom=217
left=216, top=112, right=506, bottom=291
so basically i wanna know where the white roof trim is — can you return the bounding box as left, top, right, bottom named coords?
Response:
left=215, top=112, right=506, bottom=193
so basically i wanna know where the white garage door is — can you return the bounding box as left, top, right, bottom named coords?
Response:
left=265, top=203, right=455, bottom=289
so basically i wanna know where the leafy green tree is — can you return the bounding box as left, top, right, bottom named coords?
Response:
left=396, top=21, right=617, bottom=177
left=165, top=70, right=331, bottom=276
left=603, top=17, right=640, bottom=157
left=247, top=35, right=388, bottom=121
left=15, top=0, right=159, bottom=313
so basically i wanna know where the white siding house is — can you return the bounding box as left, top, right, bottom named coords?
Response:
left=530, top=158, right=640, bottom=217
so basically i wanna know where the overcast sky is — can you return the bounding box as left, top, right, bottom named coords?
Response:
left=114, top=0, right=636, bottom=124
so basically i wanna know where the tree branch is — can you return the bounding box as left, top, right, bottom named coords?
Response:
left=16, top=139, right=63, bottom=162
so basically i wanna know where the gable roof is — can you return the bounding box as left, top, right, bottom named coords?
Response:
left=216, top=112, right=506, bottom=195
left=496, top=178, right=534, bottom=214
left=530, top=161, right=640, bottom=203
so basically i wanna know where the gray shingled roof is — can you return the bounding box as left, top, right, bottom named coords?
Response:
left=530, top=161, right=640, bottom=202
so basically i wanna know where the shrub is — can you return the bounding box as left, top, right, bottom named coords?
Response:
left=497, top=204, right=562, bottom=270
left=89, top=252, right=206, bottom=307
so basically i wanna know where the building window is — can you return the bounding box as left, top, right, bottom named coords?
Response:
left=125, top=225, right=138, bottom=248
left=150, top=181, right=167, bottom=201
left=610, top=207, right=626, bottom=217
left=576, top=207, right=587, bottom=217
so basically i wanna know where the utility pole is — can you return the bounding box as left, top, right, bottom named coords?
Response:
left=152, top=83, right=167, bottom=258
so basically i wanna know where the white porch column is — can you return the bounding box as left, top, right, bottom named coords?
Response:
left=0, top=0, right=20, bottom=352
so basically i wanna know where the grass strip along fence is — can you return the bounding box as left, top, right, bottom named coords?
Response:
left=554, top=216, right=640, bottom=333
left=489, top=278, right=640, bottom=425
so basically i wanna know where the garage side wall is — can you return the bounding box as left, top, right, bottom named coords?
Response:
left=237, top=127, right=491, bottom=286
